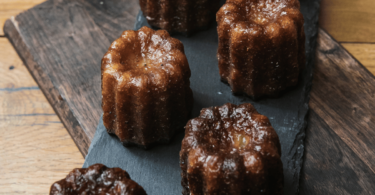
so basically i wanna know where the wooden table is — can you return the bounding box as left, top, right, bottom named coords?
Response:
left=1, top=0, right=374, bottom=194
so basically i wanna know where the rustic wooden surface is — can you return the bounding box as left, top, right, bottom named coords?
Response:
left=342, top=44, right=375, bottom=75
left=300, top=29, right=375, bottom=195
left=320, top=0, right=375, bottom=43
left=0, top=38, right=84, bottom=194
left=1, top=0, right=375, bottom=194
left=319, top=0, right=375, bottom=75
left=0, top=0, right=45, bottom=36
left=4, top=0, right=140, bottom=156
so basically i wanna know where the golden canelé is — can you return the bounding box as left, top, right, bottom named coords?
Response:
left=180, top=103, right=283, bottom=195
left=101, top=26, right=193, bottom=148
left=140, top=0, right=221, bottom=35
left=217, top=0, right=305, bottom=98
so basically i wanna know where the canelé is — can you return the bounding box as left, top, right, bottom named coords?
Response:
left=139, top=0, right=221, bottom=35
left=102, top=26, right=193, bottom=148
left=180, top=103, right=283, bottom=194
left=50, top=164, right=147, bottom=195
left=217, top=0, right=305, bottom=98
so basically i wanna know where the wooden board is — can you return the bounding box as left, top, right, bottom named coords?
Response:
left=320, top=0, right=375, bottom=42
left=300, top=29, right=375, bottom=194
left=0, top=0, right=45, bottom=36
left=342, top=43, right=375, bottom=75
left=0, top=38, right=84, bottom=194
left=3, top=0, right=375, bottom=194
left=3, top=0, right=140, bottom=155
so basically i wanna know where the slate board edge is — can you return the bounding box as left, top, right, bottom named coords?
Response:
left=294, top=0, right=321, bottom=193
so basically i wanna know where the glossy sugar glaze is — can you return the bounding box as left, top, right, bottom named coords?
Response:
left=217, top=0, right=305, bottom=99
left=102, top=26, right=193, bottom=148
left=139, top=0, right=221, bottom=35
left=50, top=164, right=147, bottom=195
left=180, top=103, right=283, bottom=195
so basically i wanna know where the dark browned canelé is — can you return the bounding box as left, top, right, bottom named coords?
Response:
left=180, top=103, right=284, bottom=195
left=102, top=26, right=193, bottom=148
left=139, top=0, right=221, bottom=35
left=50, top=164, right=147, bottom=195
left=217, top=0, right=305, bottom=99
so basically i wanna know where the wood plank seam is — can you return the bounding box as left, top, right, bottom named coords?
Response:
left=339, top=42, right=375, bottom=44
left=0, top=86, right=39, bottom=91
left=319, top=0, right=375, bottom=42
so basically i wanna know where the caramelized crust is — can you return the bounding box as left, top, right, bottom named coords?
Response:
left=180, top=103, right=283, bottom=195
left=139, top=0, right=221, bottom=35
left=217, top=0, right=305, bottom=98
left=50, top=164, right=147, bottom=195
left=102, top=26, right=193, bottom=148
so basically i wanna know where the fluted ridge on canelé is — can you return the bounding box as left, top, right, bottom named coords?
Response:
left=217, top=0, right=305, bottom=99
left=102, top=26, right=193, bottom=148
left=180, top=103, right=283, bottom=195
left=139, top=0, right=221, bottom=35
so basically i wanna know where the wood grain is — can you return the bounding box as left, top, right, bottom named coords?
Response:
left=0, top=38, right=84, bottom=194
left=300, top=111, right=375, bottom=195
left=3, top=0, right=140, bottom=156
left=299, top=29, right=375, bottom=194
left=342, top=43, right=375, bottom=75
left=0, top=0, right=45, bottom=36
left=311, top=29, right=375, bottom=173
left=319, top=0, right=375, bottom=43
left=0, top=39, right=36, bottom=88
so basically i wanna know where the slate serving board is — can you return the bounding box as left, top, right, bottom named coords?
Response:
left=83, top=1, right=320, bottom=194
